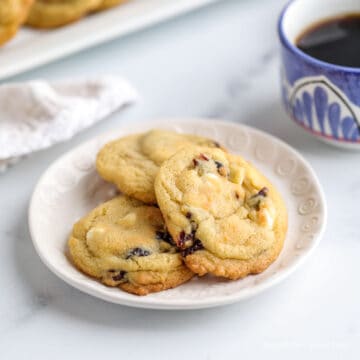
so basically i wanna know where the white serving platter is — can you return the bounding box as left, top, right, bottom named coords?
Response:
left=0, top=0, right=217, bottom=80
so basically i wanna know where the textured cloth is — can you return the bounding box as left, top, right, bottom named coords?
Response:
left=0, top=76, right=137, bottom=172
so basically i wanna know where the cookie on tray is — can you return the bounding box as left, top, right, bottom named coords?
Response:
left=68, top=195, right=194, bottom=296
left=26, top=0, right=102, bottom=28
left=0, top=0, right=34, bottom=46
left=155, top=147, right=288, bottom=280
left=96, top=129, right=223, bottom=204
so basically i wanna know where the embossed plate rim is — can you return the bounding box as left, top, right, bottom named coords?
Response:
left=29, top=119, right=327, bottom=309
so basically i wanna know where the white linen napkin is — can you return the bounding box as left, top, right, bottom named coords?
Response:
left=0, top=76, right=137, bottom=172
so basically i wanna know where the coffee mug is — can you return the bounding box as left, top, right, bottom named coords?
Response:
left=279, top=0, right=360, bottom=149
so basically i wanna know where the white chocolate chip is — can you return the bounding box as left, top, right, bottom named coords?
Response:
left=118, top=212, right=137, bottom=227
left=262, top=209, right=275, bottom=229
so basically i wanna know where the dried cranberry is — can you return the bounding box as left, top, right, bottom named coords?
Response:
left=178, top=231, right=186, bottom=248
left=156, top=230, right=175, bottom=245
left=248, top=187, right=269, bottom=210
left=199, top=153, right=210, bottom=161
left=112, top=270, right=126, bottom=281
left=126, top=248, right=151, bottom=259
left=257, top=187, right=269, bottom=197
left=181, top=239, right=204, bottom=257
left=178, top=231, right=195, bottom=248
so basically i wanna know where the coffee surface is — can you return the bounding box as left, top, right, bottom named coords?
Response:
left=297, top=14, right=360, bottom=68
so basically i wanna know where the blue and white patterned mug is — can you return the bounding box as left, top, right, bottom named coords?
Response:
left=279, top=0, right=360, bottom=149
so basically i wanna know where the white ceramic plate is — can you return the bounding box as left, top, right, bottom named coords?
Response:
left=29, top=119, right=327, bottom=310
left=0, top=0, right=217, bottom=81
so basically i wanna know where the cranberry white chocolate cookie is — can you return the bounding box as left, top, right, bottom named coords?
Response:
left=96, top=130, right=223, bottom=204
left=155, top=147, right=288, bottom=280
left=68, top=195, right=194, bottom=296
left=26, top=0, right=102, bottom=28
left=0, top=0, right=33, bottom=46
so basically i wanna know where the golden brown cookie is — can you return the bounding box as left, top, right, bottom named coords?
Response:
left=155, top=147, right=288, bottom=280
left=0, top=0, right=33, bottom=46
left=96, top=130, right=223, bottom=204
left=26, top=0, right=102, bottom=28
left=68, top=195, right=194, bottom=296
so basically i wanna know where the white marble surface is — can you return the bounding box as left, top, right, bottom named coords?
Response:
left=0, top=0, right=359, bottom=358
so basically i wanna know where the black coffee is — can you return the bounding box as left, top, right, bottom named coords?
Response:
left=296, top=14, right=360, bottom=67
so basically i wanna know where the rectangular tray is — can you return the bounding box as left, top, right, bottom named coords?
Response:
left=0, top=0, right=217, bottom=80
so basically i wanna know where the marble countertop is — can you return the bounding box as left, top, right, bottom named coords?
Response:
left=0, top=0, right=359, bottom=358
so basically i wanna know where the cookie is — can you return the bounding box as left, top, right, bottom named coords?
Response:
left=26, top=0, right=102, bottom=28
left=0, top=0, right=33, bottom=46
left=68, top=195, right=194, bottom=296
left=96, top=0, right=127, bottom=11
left=155, top=147, right=288, bottom=280
left=96, top=129, right=222, bottom=204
